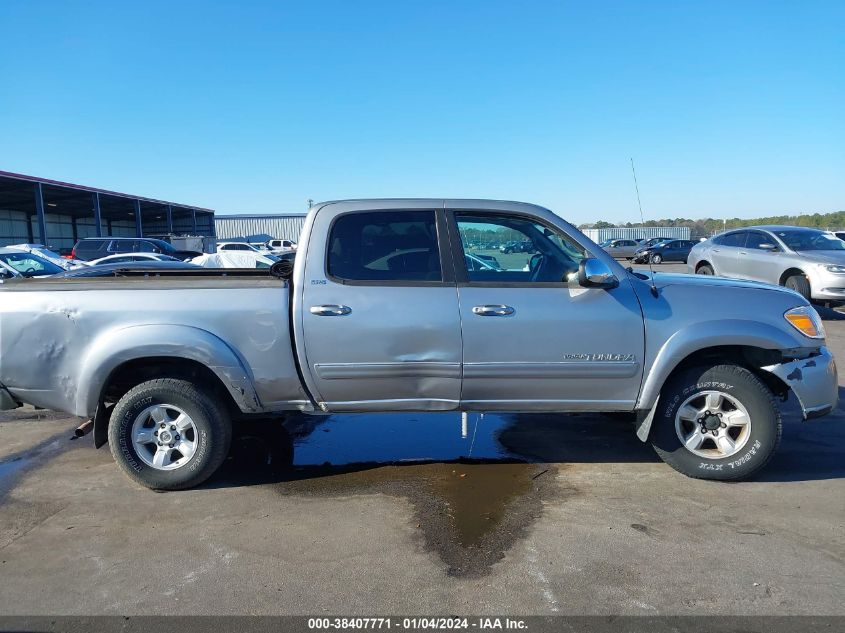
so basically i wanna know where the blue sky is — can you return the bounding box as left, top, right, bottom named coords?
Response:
left=1, top=1, right=842, bottom=223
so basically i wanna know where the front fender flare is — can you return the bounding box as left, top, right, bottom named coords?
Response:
left=636, top=319, right=799, bottom=415
left=75, top=324, right=262, bottom=418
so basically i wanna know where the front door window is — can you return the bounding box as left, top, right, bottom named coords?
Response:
left=455, top=214, right=585, bottom=283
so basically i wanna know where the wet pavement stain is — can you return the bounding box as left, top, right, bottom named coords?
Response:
left=268, top=460, right=562, bottom=577
left=217, top=412, right=577, bottom=577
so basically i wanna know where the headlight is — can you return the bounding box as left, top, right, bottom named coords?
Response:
left=784, top=306, right=825, bottom=339
left=823, top=264, right=845, bottom=274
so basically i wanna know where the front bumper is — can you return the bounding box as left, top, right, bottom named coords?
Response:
left=806, top=268, right=845, bottom=301
left=762, top=347, right=838, bottom=420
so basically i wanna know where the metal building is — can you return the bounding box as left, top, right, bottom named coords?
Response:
left=214, top=214, right=307, bottom=242
left=0, top=171, right=215, bottom=253
left=582, top=226, right=690, bottom=244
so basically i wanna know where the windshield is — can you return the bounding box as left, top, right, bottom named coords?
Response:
left=774, top=230, right=845, bottom=251
left=0, top=252, right=64, bottom=276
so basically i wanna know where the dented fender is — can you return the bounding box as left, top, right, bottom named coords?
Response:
left=76, top=324, right=262, bottom=417
left=761, top=347, right=839, bottom=419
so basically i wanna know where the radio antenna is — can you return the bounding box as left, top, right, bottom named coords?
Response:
left=630, top=158, right=659, bottom=298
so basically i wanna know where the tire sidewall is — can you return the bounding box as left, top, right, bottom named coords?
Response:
left=651, top=254, right=662, bottom=264
left=652, top=368, right=779, bottom=480
left=110, top=384, right=218, bottom=489
left=785, top=275, right=811, bottom=301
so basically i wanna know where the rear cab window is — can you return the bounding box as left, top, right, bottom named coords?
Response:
left=327, top=210, right=442, bottom=282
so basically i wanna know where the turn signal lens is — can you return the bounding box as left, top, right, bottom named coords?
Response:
left=784, top=306, right=825, bottom=339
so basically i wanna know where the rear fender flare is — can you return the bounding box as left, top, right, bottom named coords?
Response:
left=75, top=324, right=261, bottom=418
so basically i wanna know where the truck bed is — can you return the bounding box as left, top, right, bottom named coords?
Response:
left=0, top=273, right=309, bottom=416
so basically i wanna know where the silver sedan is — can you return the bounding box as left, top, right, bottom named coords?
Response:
left=600, top=238, right=642, bottom=259
left=688, top=225, right=845, bottom=302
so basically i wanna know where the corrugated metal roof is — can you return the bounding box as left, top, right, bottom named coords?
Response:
left=215, top=214, right=307, bottom=241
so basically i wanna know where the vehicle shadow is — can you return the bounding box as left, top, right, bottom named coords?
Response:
left=205, top=397, right=845, bottom=489
left=813, top=304, right=845, bottom=321
left=753, top=387, right=845, bottom=482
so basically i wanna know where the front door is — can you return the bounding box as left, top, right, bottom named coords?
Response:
left=450, top=209, right=645, bottom=411
left=300, top=206, right=462, bottom=411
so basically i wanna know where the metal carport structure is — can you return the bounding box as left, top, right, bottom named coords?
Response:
left=0, top=171, right=215, bottom=253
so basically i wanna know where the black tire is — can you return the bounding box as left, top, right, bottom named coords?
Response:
left=650, top=253, right=663, bottom=264
left=108, top=378, right=232, bottom=490
left=784, top=274, right=811, bottom=301
left=650, top=365, right=781, bottom=481
left=696, top=264, right=714, bottom=275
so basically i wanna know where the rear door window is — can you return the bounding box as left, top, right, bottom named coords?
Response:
left=136, top=241, right=157, bottom=253
left=719, top=232, right=747, bottom=247
left=107, top=240, right=132, bottom=254
left=327, top=210, right=442, bottom=282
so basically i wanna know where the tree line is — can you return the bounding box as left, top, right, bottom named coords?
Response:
left=579, top=211, right=845, bottom=238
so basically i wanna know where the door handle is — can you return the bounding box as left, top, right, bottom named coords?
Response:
left=310, top=304, right=352, bottom=316
left=739, top=251, right=748, bottom=255
left=472, top=304, right=515, bottom=316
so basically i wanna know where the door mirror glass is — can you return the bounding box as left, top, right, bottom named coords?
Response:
left=578, top=258, right=618, bottom=289
left=759, top=243, right=778, bottom=251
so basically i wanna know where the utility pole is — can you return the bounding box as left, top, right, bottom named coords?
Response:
left=307, top=198, right=314, bottom=209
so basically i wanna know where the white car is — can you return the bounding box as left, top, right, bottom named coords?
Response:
left=86, top=253, right=183, bottom=266
left=266, top=239, right=297, bottom=253
left=216, top=242, right=264, bottom=253
left=192, top=251, right=279, bottom=269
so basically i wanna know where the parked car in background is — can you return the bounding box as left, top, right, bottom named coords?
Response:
left=193, top=250, right=279, bottom=269
left=86, top=253, right=183, bottom=266
left=601, top=239, right=642, bottom=260
left=0, top=199, right=836, bottom=490
left=7, top=243, right=82, bottom=270
left=464, top=252, right=504, bottom=272
left=499, top=240, right=535, bottom=254
left=216, top=241, right=264, bottom=253
left=53, top=261, right=202, bottom=278
left=688, top=226, right=845, bottom=303
left=633, top=239, right=697, bottom=264
left=638, top=237, right=672, bottom=249
left=473, top=253, right=501, bottom=268
left=72, top=237, right=200, bottom=262
left=0, top=247, right=66, bottom=278
left=266, top=238, right=297, bottom=253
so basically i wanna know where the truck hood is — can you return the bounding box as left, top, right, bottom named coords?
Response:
left=631, top=271, right=802, bottom=298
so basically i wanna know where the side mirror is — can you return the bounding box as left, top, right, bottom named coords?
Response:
left=578, top=258, right=619, bottom=289
left=760, top=243, right=778, bottom=251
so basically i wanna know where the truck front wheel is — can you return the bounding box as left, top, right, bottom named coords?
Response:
left=108, top=378, right=232, bottom=490
left=650, top=364, right=781, bottom=481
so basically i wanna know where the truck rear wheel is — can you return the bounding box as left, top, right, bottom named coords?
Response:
left=650, top=364, right=781, bottom=481
left=108, top=379, right=232, bottom=490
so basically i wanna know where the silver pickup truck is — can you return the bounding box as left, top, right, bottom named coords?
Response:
left=0, top=200, right=838, bottom=489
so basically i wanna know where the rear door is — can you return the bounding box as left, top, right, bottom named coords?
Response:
left=448, top=207, right=645, bottom=411
left=299, top=204, right=462, bottom=411
left=711, top=231, right=747, bottom=277
left=739, top=231, right=779, bottom=283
